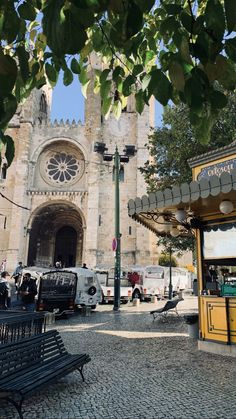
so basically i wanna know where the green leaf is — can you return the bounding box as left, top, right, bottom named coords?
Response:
left=100, top=80, right=112, bottom=99
left=122, top=75, right=135, bottom=96
left=4, top=135, right=15, bottom=167
left=63, top=68, right=73, bottom=86
left=0, top=53, right=17, bottom=97
left=149, top=70, right=172, bottom=106
left=70, top=58, right=80, bottom=74
left=0, top=94, right=17, bottom=130
left=225, top=37, right=236, bottom=61
left=142, top=74, right=151, bottom=91
left=133, top=64, right=143, bottom=76
left=180, top=12, right=192, bottom=33
left=16, top=47, right=30, bottom=83
left=100, top=69, right=110, bottom=84
left=224, top=0, right=236, bottom=32
left=112, top=66, right=125, bottom=83
left=145, top=50, right=155, bottom=66
left=112, top=100, right=122, bottom=120
left=18, top=1, right=36, bottom=21
left=79, top=66, right=89, bottom=85
left=209, top=90, right=228, bottom=109
left=42, top=0, right=87, bottom=56
left=160, top=16, right=179, bottom=37
left=45, top=63, right=58, bottom=87
left=133, top=0, right=155, bottom=13
left=3, top=4, right=20, bottom=43
left=135, top=91, right=145, bottom=114
left=126, top=1, right=143, bottom=38
left=81, top=80, right=90, bottom=98
left=169, top=62, right=185, bottom=92
left=102, top=96, right=112, bottom=118
left=163, top=4, right=182, bottom=15
left=205, top=0, right=225, bottom=40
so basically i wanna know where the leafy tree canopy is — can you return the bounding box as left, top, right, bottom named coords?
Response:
left=140, top=92, right=236, bottom=255
left=0, top=0, right=236, bottom=165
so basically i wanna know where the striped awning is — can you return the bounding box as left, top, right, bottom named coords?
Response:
left=128, top=170, right=236, bottom=235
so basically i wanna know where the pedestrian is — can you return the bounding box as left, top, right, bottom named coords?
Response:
left=11, top=261, right=23, bottom=291
left=18, top=273, right=37, bottom=311
left=82, top=263, right=88, bottom=269
left=0, top=271, right=11, bottom=310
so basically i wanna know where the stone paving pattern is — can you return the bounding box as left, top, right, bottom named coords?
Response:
left=1, top=297, right=236, bottom=419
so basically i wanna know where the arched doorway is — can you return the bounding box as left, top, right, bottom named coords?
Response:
left=54, top=226, right=77, bottom=267
left=27, top=202, right=84, bottom=267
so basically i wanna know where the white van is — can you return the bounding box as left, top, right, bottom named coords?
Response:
left=62, top=267, right=103, bottom=309
left=127, top=265, right=165, bottom=301
left=163, top=267, right=192, bottom=296
left=95, top=267, right=133, bottom=304
left=20, top=266, right=102, bottom=314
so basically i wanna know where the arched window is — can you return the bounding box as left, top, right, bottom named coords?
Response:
left=38, top=94, right=47, bottom=123
left=40, top=94, right=47, bottom=114
left=0, top=162, right=7, bottom=180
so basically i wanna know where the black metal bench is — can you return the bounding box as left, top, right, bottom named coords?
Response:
left=150, top=297, right=184, bottom=321
left=0, top=329, right=91, bottom=418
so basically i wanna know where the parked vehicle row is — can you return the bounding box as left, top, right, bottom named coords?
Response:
left=18, top=264, right=193, bottom=316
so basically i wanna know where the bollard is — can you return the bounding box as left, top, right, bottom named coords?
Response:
left=81, top=306, right=91, bottom=317
left=44, top=312, right=55, bottom=325
left=133, top=298, right=140, bottom=307
left=151, top=296, right=157, bottom=304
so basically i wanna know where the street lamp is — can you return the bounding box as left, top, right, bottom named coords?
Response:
left=94, top=142, right=136, bottom=311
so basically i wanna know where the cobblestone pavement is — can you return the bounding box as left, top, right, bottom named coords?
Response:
left=1, top=296, right=236, bottom=419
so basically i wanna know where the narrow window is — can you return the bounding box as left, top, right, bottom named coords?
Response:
left=99, top=215, right=102, bottom=226
left=129, top=226, right=132, bottom=235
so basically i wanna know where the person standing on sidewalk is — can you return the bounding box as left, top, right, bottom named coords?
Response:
left=11, top=261, right=23, bottom=292
left=18, top=273, right=37, bottom=311
left=0, top=271, right=11, bottom=310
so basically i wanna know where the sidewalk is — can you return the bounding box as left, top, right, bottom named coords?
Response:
left=1, top=296, right=236, bottom=419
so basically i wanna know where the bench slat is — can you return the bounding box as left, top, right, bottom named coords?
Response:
left=0, top=354, right=90, bottom=394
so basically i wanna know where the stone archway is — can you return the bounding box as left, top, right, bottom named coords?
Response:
left=27, top=202, right=84, bottom=268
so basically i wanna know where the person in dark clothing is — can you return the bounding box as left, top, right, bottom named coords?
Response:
left=18, top=273, right=37, bottom=311
left=0, top=271, right=10, bottom=310
left=82, top=263, right=88, bottom=269
left=11, top=261, right=23, bottom=291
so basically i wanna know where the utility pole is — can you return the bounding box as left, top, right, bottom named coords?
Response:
left=168, top=246, right=173, bottom=300
left=114, top=147, right=121, bottom=311
left=94, top=142, right=136, bottom=312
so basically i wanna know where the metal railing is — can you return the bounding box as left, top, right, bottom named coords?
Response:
left=0, top=311, right=47, bottom=344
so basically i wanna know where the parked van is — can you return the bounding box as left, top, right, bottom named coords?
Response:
left=95, top=267, right=133, bottom=304
left=163, top=267, right=192, bottom=296
left=63, top=267, right=102, bottom=309
left=127, top=265, right=165, bottom=301
left=20, top=267, right=102, bottom=315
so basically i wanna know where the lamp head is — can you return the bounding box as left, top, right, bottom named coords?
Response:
left=219, top=200, right=234, bottom=215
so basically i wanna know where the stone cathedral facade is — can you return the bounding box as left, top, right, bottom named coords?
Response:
left=0, top=66, right=162, bottom=272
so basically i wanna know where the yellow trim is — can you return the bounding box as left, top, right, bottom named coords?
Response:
left=192, top=153, right=236, bottom=180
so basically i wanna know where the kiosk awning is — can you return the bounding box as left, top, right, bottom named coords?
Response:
left=128, top=170, right=236, bottom=235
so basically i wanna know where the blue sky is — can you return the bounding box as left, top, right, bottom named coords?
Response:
left=51, top=73, right=163, bottom=127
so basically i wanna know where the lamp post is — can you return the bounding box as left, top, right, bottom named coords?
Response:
left=114, top=147, right=121, bottom=311
left=168, top=246, right=173, bottom=300
left=94, top=142, right=136, bottom=311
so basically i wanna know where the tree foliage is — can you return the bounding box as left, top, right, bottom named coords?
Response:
left=140, top=93, right=236, bottom=255
left=0, top=0, right=236, bottom=166
left=158, top=252, right=178, bottom=267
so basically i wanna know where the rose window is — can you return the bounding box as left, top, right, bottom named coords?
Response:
left=45, top=153, right=80, bottom=183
